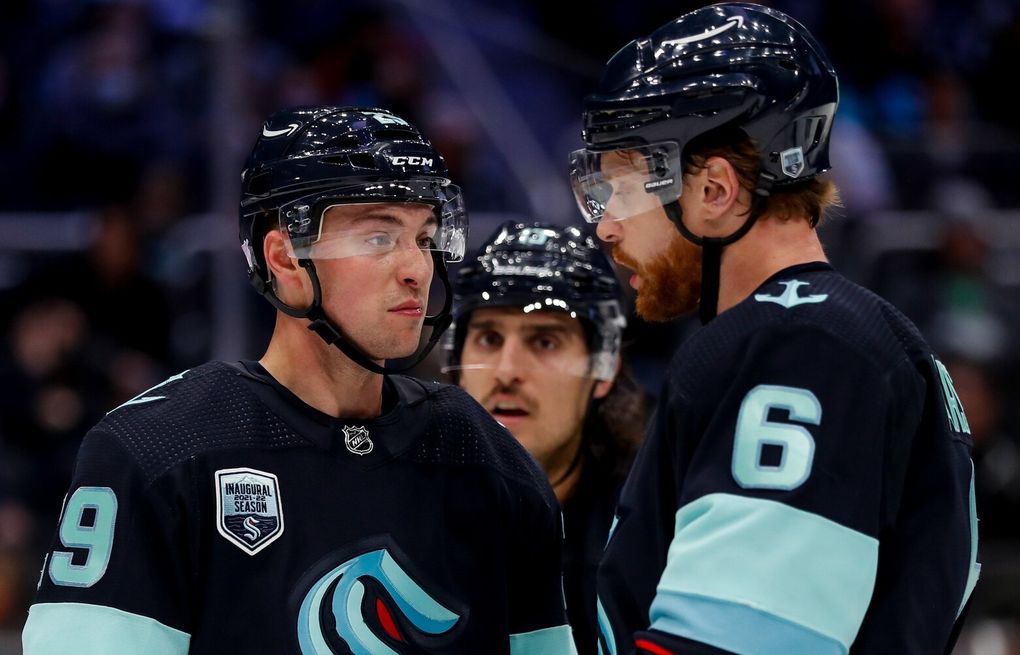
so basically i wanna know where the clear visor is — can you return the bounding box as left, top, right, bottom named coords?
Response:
left=443, top=301, right=625, bottom=381
left=568, top=141, right=683, bottom=223
left=279, top=181, right=467, bottom=262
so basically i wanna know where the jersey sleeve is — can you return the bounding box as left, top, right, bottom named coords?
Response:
left=506, top=480, right=578, bottom=655
left=638, top=323, right=922, bottom=655
left=23, top=428, right=193, bottom=655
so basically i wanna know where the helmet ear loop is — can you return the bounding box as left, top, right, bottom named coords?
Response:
left=416, top=249, right=455, bottom=355
left=661, top=175, right=773, bottom=324
left=296, top=259, right=391, bottom=375
left=547, top=318, right=613, bottom=492
left=423, top=248, right=453, bottom=329
left=253, top=258, right=319, bottom=320
left=301, top=253, right=454, bottom=376
left=548, top=378, right=604, bottom=493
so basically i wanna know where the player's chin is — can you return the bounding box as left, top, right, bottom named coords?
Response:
left=391, top=331, right=426, bottom=359
left=634, top=287, right=698, bottom=322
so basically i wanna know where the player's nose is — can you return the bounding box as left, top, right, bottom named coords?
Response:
left=493, top=338, right=526, bottom=383
left=596, top=217, right=622, bottom=243
left=397, top=245, right=433, bottom=289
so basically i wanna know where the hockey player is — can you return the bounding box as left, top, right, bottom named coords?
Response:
left=568, top=4, right=980, bottom=654
left=446, top=222, right=644, bottom=654
left=24, top=107, right=577, bottom=654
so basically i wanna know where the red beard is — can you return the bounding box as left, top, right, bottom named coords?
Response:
left=613, top=234, right=702, bottom=322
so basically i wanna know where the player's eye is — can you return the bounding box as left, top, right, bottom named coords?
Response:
left=366, top=232, right=395, bottom=248
left=612, top=179, right=638, bottom=197
left=417, top=235, right=436, bottom=249
left=474, top=330, right=503, bottom=349
left=530, top=334, right=560, bottom=352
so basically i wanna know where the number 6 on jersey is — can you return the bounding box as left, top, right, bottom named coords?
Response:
left=732, top=384, right=821, bottom=490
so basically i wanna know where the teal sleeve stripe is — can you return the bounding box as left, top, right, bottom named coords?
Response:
left=510, top=625, right=578, bottom=655
left=652, top=493, right=878, bottom=650
left=651, top=592, right=846, bottom=655
left=597, top=596, right=618, bottom=655
left=958, top=460, right=981, bottom=618
left=23, top=602, right=190, bottom=655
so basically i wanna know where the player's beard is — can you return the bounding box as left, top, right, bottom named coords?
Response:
left=614, top=233, right=702, bottom=322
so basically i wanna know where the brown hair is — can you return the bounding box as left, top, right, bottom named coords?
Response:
left=684, top=128, right=841, bottom=225
left=585, top=363, right=647, bottom=480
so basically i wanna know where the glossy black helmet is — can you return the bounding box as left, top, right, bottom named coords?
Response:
left=570, top=2, right=838, bottom=223
left=447, top=222, right=625, bottom=380
left=238, top=105, right=466, bottom=374
left=239, top=105, right=466, bottom=292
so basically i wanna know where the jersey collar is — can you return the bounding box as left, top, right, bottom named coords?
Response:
left=234, top=360, right=429, bottom=460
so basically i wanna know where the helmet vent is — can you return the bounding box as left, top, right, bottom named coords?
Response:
left=373, top=128, right=419, bottom=141
left=589, top=107, right=669, bottom=132
left=672, top=87, right=749, bottom=118
left=247, top=171, right=272, bottom=196
left=346, top=153, right=377, bottom=169
left=326, top=135, right=361, bottom=149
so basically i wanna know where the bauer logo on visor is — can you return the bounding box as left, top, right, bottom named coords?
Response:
left=569, top=141, right=682, bottom=223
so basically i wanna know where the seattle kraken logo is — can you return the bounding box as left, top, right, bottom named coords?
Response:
left=297, top=549, right=461, bottom=654
left=754, top=280, right=828, bottom=309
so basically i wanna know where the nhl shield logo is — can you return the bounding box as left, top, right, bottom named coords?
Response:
left=780, top=147, right=805, bottom=178
left=343, top=425, right=373, bottom=456
left=215, top=467, right=284, bottom=555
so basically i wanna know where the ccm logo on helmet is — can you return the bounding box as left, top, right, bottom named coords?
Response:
left=388, top=155, right=434, bottom=167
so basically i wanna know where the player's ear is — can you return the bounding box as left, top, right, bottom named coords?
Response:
left=685, top=156, right=750, bottom=238
left=264, top=229, right=312, bottom=305
left=593, top=378, right=614, bottom=399
left=700, top=156, right=741, bottom=217
left=592, top=355, right=621, bottom=400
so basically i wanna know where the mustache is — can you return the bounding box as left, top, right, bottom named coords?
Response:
left=611, top=246, right=641, bottom=273
left=480, top=383, right=537, bottom=412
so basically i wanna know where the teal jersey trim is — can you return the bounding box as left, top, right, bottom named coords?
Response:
left=652, top=594, right=844, bottom=655
left=958, top=460, right=981, bottom=619
left=510, top=625, right=578, bottom=655
left=23, top=602, right=190, bottom=655
left=596, top=595, right=617, bottom=655
left=650, top=493, right=878, bottom=652
left=107, top=370, right=188, bottom=415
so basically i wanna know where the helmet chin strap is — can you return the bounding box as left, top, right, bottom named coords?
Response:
left=254, top=252, right=453, bottom=375
left=661, top=176, right=773, bottom=324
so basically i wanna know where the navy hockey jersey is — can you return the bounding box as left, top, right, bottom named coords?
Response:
left=597, top=263, right=979, bottom=655
left=562, top=457, right=625, bottom=654
left=24, top=361, right=577, bottom=654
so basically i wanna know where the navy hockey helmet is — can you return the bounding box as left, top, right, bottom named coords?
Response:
left=446, top=222, right=625, bottom=381
left=239, top=106, right=465, bottom=289
left=238, top=106, right=466, bottom=373
left=569, top=3, right=838, bottom=324
left=570, top=2, right=838, bottom=223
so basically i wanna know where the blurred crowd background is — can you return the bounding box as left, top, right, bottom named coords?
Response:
left=1, top=0, right=1019, bottom=652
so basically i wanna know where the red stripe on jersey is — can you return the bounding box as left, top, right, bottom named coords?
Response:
left=635, top=638, right=676, bottom=655
left=376, top=598, right=403, bottom=642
